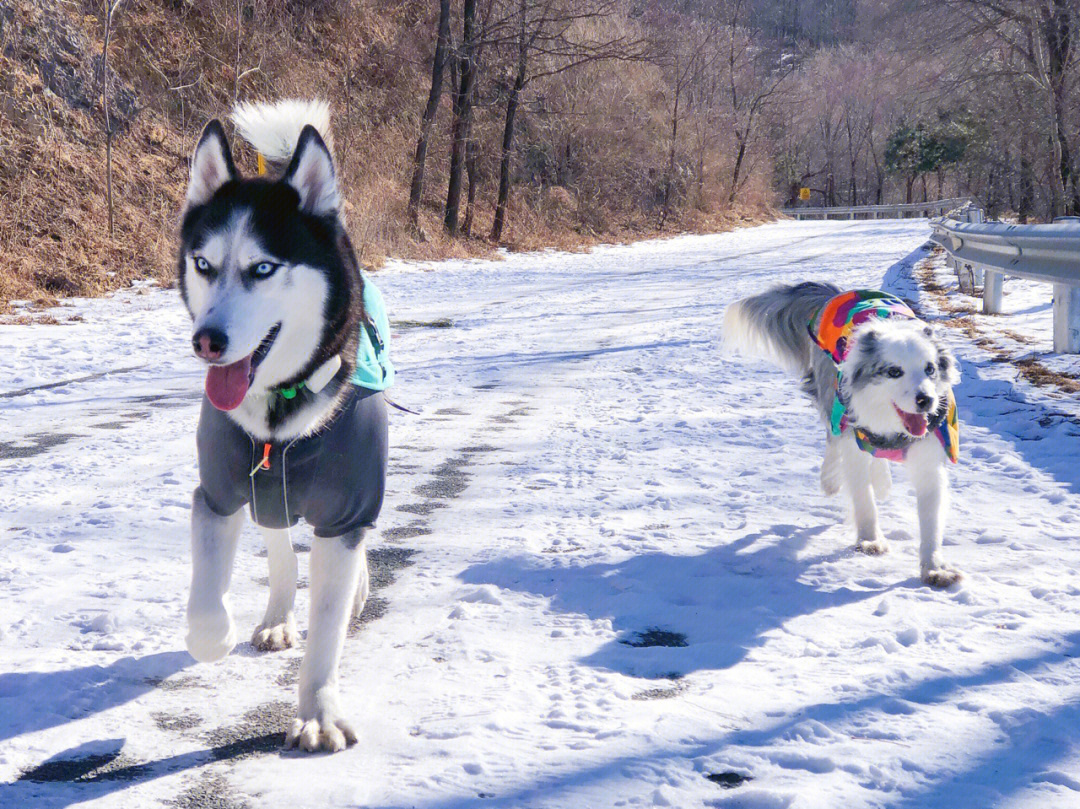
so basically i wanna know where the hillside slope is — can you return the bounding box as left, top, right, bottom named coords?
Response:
left=0, top=0, right=772, bottom=316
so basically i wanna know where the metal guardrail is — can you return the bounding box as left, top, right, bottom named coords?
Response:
left=784, top=197, right=972, bottom=220
left=930, top=211, right=1080, bottom=353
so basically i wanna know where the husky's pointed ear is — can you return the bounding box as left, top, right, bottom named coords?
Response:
left=283, top=125, right=339, bottom=216
left=185, top=120, right=236, bottom=211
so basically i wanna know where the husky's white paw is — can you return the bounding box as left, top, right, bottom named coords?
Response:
left=856, top=538, right=889, bottom=556
left=252, top=614, right=297, bottom=651
left=186, top=607, right=237, bottom=662
left=285, top=711, right=358, bottom=753
left=922, top=567, right=962, bottom=588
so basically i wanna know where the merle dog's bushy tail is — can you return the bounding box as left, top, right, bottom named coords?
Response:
left=722, top=281, right=840, bottom=376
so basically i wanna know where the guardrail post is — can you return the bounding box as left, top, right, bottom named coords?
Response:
left=983, top=270, right=1004, bottom=314
left=958, top=263, right=975, bottom=294
left=1053, top=284, right=1080, bottom=353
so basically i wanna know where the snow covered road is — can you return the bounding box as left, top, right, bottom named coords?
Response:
left=4, top=219, right=1080, bottom=808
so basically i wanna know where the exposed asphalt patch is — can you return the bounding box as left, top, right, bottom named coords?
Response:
left=153, top=711, right=204, bottom=732
left=392, top=318, right=454, bottom=329
left=368, top=547, right=418, bottom=590
left=18, top=751, right=147, bottom=783
left=147, top=675, right=208, bottom=692
left=276, top=658, right=302, bottom=688
left=348, top=547, right=419, bottom=635
left=168, top=773, right=248, bottom=809
left=462, top=444, right=500, bottom=454
left=382, top=521, right=432, bottom=542
left=622, top=629, right=689, bottom=648
left=707, top=772, right=753, bottom=789
left=352, top=595, right=390, bottom=629
left=397, top=501, right=446, bottom=516
left=413, top=456, right=472, bottom=500
left=631, top=681, right=687, bottom=700
left=0, top=432, right=81, bottom=461
left=473, top=383, right=500, bottom=390
left=203, top=701, right=293, bottom=762
left=435, top=407, right=468, bottom=416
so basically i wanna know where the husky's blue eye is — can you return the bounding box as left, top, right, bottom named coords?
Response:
left=925, top=362, right=936, bottom=377
left=887, top=366, right=903, bottom=378
left=251, top=262, right=278, bottom=279
left=193, top=256, right=213, bottom=276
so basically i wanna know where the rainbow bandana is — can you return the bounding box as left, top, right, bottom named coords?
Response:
left=808, top=290, right=959, bottom=463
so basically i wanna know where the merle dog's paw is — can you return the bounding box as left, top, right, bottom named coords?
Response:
left=856, top=538, right=889, bottom=556
left=252, top=614, right=297, bottom=651
left=922, top=567, right=962, bottom=589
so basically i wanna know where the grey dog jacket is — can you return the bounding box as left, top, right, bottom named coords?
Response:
left=196, top=386, right=388, bottom=538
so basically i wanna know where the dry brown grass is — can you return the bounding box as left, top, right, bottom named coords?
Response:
left=915, top=255, right=1080, bottom=394
left=0, top=0, right=777, bottom=315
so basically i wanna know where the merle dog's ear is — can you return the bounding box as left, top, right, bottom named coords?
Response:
left=924, top=326, right=961, bottom=385
left=846, top=328, right=880, bottom=389
left=937, top=343, right=961, bottom=385
left=283, top=125, right=339, bottom=216
left=185, top=120, right=236, bottom=211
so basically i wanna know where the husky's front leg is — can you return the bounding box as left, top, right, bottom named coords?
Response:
left=186, top=487, right=243, bottom=662
left=840, top=433, right=887, bottom=555
left=286, top=529, right=366, bottom=753
left=906, top=439, right=961, bottom=587
left=252, top=527, right=298, bottom=651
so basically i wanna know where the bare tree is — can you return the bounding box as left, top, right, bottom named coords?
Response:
left=726, top=0, right=794, bottom=204
left=934, top=0, right=1080, bottom=216
left=445, top=0, right=480, bottom=235
left=102, top=0, right=125, bottom=238
left=489, top=0, right=642, bottom=241
left=408, top=0, right=453, bottom=233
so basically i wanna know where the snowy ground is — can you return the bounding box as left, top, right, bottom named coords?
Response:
left=3, top=219, right=1080, bottom=808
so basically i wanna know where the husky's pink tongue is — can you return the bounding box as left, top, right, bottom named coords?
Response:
left=894, top=404, right=929, bottom=437
left=206, top=355, right=252, bottom=411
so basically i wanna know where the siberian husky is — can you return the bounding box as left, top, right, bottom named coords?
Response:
left=178, top=99, right=387, bottom=752
left=723, top=282, right=963, bottom=587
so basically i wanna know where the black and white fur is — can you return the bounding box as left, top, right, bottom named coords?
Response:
left=178, top=99, right=372, bottom=751
left=723, top=282, right=963, bottom=587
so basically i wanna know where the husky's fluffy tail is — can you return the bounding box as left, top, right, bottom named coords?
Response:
left=230, top=98, right=333, bottom=163
left=722, top=281, right=839, bottom=376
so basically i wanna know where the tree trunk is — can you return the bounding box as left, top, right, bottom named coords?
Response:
left=660, top=79, right=681, bottom=228
left=728, top=134, right=746, bottom=205
left=490, top=0, right=527, bottom=243
left=444, top=0, right=477, bottom=236
left=1019, top=150, right=1034, bottom=224
left=407, top=0, right=452, bottom=231
left=1045, top=0, right=1071, bottom=217
left=463, top=136, right=479, bottom=237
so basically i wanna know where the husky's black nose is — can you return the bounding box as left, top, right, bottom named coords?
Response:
left=192, top=328, right=228, bottom=361
left=914, top=391, right=933, bottom=412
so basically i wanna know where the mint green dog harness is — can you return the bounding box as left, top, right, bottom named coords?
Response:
left=352, top=276, right=395, bottom=391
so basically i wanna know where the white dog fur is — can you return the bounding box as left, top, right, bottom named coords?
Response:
left=723, top=282, right=962, bottom=587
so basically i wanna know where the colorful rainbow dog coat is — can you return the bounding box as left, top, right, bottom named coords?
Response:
left=807, top=289, right=959, bottom=463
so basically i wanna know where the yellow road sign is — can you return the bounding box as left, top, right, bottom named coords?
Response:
left=799, top=187, right=811, bottom=201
